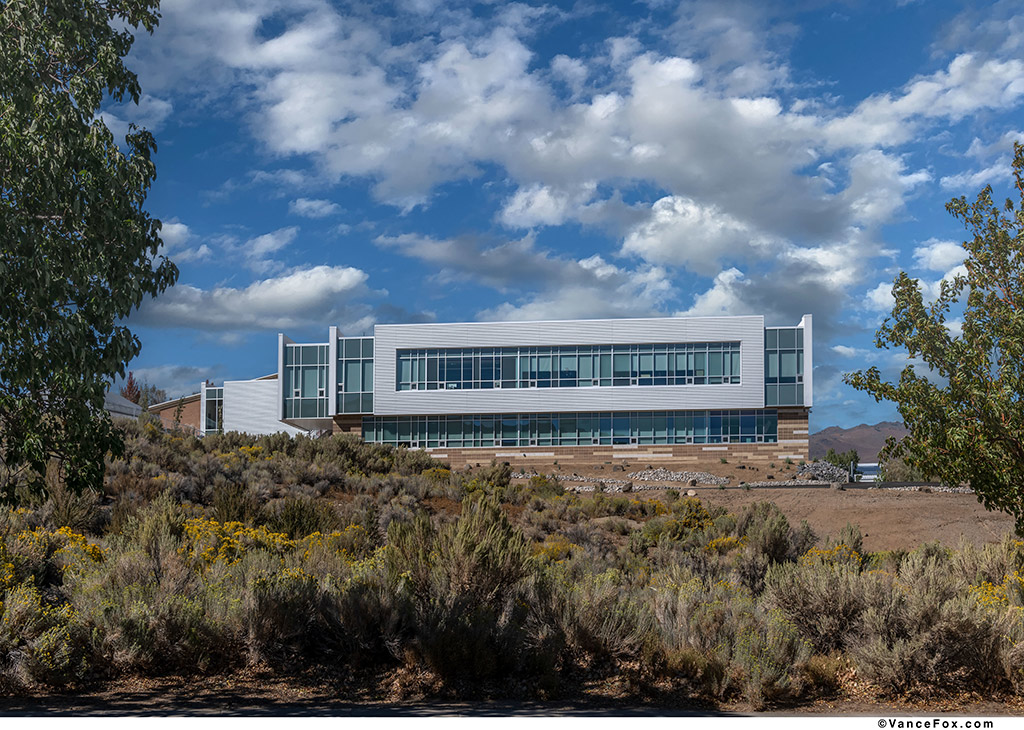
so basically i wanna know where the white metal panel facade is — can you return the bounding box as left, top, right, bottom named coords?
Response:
left=373, top=316, right=766, bottom=415
left=223, top=379, right=306, bottom=436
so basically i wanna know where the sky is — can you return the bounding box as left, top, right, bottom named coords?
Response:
left=111, top=0, right=1024, bottom=431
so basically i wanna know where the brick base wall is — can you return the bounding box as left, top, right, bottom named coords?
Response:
left=370, top=407, right=810, bottom=470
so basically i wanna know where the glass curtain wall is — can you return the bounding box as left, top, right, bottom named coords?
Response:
left=764, top=328, right=804, bottom=406
left=204, top=387, right=223, bottom=432
left=363, top=409, right=777, bottom=448
left=396, top=342, right=741, bottom=391
left=283, top=344, right=329, bottom=418
left=338, top=337, right=374, bottom=414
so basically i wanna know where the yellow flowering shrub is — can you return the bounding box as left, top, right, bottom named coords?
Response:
left=969, top=571, right=1024, bottom=610
left=799, top=544, right=862, bottom=568
left=705, top=535, right=748, bottom=555
left=181, top=518, right=295, bottom=566
left=533, top=534, right=580, bottom=563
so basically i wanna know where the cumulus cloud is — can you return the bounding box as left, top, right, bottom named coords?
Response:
left=913, top=239, right=966, bottom=271
left=122, top=0, right=1024, bottom=351
left=499, top=183, right=597, bottom=228
left=158, top=219, right=212, bottom=263
left=135, top=265, right=375, bottom=331
left=288, top=198, right=341, bottom=218
left=620, top=196, right=778, bottom=274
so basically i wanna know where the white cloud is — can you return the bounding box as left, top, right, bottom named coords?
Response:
left=288, top=198, right=341, bottom=218
left=620, top=195, right=776, bottom=274
left=940, top=157, right=1014, bottom=190
left=136, top=265, right=374, bottom=331
left=129, top=364, right=217, bottom=399
left=499, top=183, right=596, bottom=228
left=913, top=239, right=965, bottom=271
left=241, top=226, right=300, bottom=273
left=824, top=54, right=1024, bottom=149
left=158, top=219, right=212, bottom=263
left=864, top=281, right=896, bottom=312
left=100, top=95, right=174, bottom=140
left=678, top=268, right=750, bottom=318
left=831, top=345, right=877, bottom=360
left=841, top=150, right=930, bottom=225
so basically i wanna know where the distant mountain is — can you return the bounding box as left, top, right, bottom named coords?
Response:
left=810, top=421, right=908, bottom=462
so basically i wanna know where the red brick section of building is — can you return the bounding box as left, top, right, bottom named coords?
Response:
left=333, top=407, right=809, bottom=470
left=148, top=394, right=202, bottom=434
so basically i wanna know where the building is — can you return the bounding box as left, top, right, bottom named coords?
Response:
left=103, top=391, right=142, bottom=419
left=199, top=314, right=812, bottom=469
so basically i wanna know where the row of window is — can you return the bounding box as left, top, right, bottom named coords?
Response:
left=396, top=342, right=743, bottom=391
left=362, top=409, right=778, bottom=448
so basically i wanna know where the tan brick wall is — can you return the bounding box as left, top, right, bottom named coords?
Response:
left=390, top=408, right=810, bottom=470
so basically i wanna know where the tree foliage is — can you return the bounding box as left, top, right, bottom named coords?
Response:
left=120, top=372, right=141, bottom=404
left=845, top=142, right=1024, bottom=530
left=0, top=0, right=176, bottom=497
left=823, top=448, right=859, bottom=473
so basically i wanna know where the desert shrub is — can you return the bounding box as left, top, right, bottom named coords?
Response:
left=0, top=583, right=90, bottom=688
left=475, top=461, right=512, bottom=490
left=651, top=574, right=810, bottom=705
left=762, top=556, right=872, bottom=653
left=556, top=566, right=654, bottom=661
left=733, top=610, right=811, bottom=709
left=878, top=455, right=928, bottom=482
left=384, top=495, right=537, bottom=678
left=851, top=550, right=1013, bottom=695
left=736, top=502, right=791, bottom=564
left=830, top=523, right=864, bottom=554
left=376, top=494, right=419, bottom=535
left=209, top=481, right=265, bottom=525
left=951, top=535, right=1024, bottom=589
left=266, top=496, right=342, bottom=539
left=246, top=566, right=325, bottom=664
left=529, top=475, right=564, bottom=499
left=40, top=466, right=102, bottom=535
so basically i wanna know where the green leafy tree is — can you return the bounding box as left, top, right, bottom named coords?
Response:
left=0, top=0, right=176, bottom=497
left=137, top=382, right=167, bottom=410
left=845, top=142, right=1024, bottom=530
left=823, top=448, right=859, bottom=473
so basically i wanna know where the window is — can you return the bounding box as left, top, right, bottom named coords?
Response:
left=395, top=341, right=742, bottom=391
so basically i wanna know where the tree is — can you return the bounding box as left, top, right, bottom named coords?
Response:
left=0, top=0, right=176, bottom=497
left=845, top=142, right=1024, bottom=531
left=120, top=372, right=141, bottom=404
left=137, top=382, right=167, bottom=410
left=823, top=448, right=858, bottom=473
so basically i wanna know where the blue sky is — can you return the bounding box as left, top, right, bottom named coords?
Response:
left=112, top=0, right=1024, bottom=431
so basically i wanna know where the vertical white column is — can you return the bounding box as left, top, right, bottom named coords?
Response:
left=800, top=314, right=813, bottom=407
left=328, top=326, right=338, bottom=417
left=199, top=381, right=207, bottom=436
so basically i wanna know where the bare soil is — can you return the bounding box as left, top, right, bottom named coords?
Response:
left=2, top=669, right=1022, bottom=716
left=524, top=461, right=1015, bottom=552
